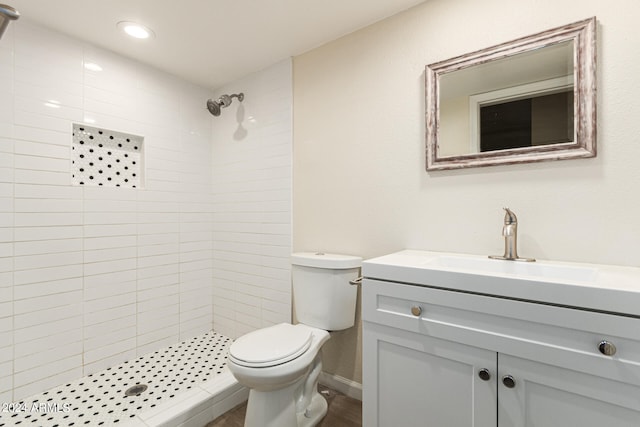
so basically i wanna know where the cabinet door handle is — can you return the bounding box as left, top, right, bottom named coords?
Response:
left=598, top=340, right=617, bottom=356
left=502, top=375, right=516, bottom=388
left=478, top=368, right=491, bottom=381
left=410, top=306, right=422, bottom=316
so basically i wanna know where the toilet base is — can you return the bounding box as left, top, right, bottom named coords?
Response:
left=296, top=391, right=328, bottom=427
left=244, top=384, right=327, bottom=427
left=244, top=385, right=328, bottom=427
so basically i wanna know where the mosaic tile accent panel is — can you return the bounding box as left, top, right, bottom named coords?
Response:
left=72, top=125, right=143, bottom=188
left=0, top=331, right=232, bottom=426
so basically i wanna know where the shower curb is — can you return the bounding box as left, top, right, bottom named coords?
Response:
left=123, top=371, right=248, bottom=427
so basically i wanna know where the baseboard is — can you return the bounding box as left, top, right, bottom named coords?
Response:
left=319, top=372, right=362, bottom=401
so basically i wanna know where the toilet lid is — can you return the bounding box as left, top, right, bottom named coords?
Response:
left=229, top=323, right=313, bottom=368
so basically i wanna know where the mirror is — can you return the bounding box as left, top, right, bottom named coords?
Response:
left=426, top=17, right=596, bottom=171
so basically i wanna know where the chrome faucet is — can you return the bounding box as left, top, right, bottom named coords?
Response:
left=489, top=208, right=535, bottom=262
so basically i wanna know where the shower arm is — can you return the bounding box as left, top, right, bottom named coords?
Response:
left=0, top=4, right=19, bottom=20
left=206, top=92, right=244, bottom=116
left=0, top=3, right=20, bottom=41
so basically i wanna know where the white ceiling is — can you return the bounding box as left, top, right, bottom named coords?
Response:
left=8, top=0, right=426, bottom=89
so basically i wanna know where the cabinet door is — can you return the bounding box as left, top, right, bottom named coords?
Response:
left=363, top=322, right=497, bottom=427
left=498, top=353, right=640, bottom=427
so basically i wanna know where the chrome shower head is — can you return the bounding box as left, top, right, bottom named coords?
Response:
left=206, top=93, right=244, bottom=117
left=206, top=99, right=222, bottom=117
left=0, top=4, right=19, bottom=41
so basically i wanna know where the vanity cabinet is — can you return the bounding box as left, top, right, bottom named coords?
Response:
left=362, top=278, right=640, bottom=427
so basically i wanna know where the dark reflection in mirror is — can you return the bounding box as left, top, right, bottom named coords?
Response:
left=480, top=90, right=573, bottom=152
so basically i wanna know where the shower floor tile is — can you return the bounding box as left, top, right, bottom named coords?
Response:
left=1, top=331, right=233, bottom=427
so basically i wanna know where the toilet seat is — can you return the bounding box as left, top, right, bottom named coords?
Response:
left=229, top=323, right=313, bottom=368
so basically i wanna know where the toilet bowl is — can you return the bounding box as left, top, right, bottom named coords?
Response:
left=227, top=252, right=361, bottom=427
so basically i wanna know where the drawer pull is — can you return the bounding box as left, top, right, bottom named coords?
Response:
left=411, top=306, right=422, bottom=316
left=598, top=340, right=617, bottom=356
left=502, top=375, right=516, bottom=388
left=478, top=368, right=491, bottom=381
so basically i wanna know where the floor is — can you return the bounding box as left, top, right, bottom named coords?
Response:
left=206, top=385, right=362, bottom=427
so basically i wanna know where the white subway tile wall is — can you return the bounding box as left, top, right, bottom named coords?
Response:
left=211, top=60, right=293, bottom=339
left=0, top=20, right=292, bottom=402
left=0, top=21, right=15, bottom=406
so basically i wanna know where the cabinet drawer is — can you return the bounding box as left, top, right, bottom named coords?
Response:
left=362, top=278, right=640, bottom=387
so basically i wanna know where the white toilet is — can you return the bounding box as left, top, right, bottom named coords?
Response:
left=227, top=252, right=361, bottom=427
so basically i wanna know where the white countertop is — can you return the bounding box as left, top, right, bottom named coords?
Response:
left=362, top=250, right=640, bottom=317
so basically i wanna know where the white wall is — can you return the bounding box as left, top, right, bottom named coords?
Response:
left=294, top=0, right=640, bottom=266
left=211, top=60, right=293, bottom=340
left=293, top=0, right=640, bottom=383
left=0, top=22, right=215, bottom=401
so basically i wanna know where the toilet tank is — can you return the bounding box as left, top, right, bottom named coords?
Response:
left=291, top=252, right=361, bottom=331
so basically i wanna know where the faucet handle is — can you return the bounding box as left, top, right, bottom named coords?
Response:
left=503, top=207, right=517, bottom=224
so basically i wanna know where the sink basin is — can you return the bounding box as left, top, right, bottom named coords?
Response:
left=423, top=255, right=598, bottom=283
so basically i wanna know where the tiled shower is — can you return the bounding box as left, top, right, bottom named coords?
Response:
left=0, top=20, right=292, bottom=406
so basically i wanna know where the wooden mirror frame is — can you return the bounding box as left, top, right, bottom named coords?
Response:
left=425, top=17, right=596, bottom=171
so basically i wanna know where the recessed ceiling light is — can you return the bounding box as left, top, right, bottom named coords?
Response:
left=117, top=21, right=155, bottom=39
